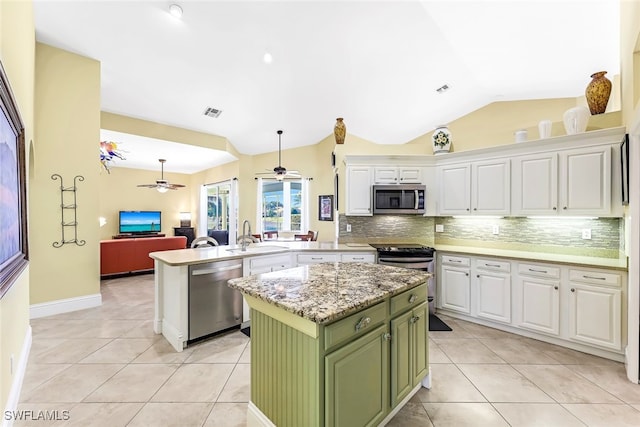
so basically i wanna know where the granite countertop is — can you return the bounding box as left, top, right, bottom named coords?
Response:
left=228, top=262, right=430, bottom=324
left=149, top=241, right=376, bottom=266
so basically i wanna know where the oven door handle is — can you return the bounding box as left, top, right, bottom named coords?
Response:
left=378, top=257, right=433, bottom=263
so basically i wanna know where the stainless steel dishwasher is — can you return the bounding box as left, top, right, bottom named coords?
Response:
left=188, top=259, right=243, bottom=341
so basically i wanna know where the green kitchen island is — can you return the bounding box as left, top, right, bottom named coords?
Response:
left=228, top=262, right=431, bottom=427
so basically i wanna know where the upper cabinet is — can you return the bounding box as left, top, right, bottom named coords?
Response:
left=438, top=159, right=510, bottom=216
left=512, top=146, right=613, bottom=216
left=373, top=167, right=423, bottom=184
left=346, top=166, right=373, bottom=216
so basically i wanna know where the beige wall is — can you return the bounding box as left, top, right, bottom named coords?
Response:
left=31, top=43, right=101, bottom=304
left=98, top=167, right=192, bottom=240
left=621, top=0, right=640, bottom=123
left=0, top=0, right=34, bottom=410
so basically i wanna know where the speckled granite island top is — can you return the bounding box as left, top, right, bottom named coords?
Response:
left=228, top=262, right=430, bottom=324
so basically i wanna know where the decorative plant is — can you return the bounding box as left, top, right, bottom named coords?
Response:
left=100, top=141, right=125, bottom=173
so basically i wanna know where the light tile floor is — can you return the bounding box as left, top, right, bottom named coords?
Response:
left=16, top=274, right=640, bottom=426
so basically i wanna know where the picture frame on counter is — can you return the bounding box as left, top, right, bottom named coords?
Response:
left=318, top=195, right=334, bottom=221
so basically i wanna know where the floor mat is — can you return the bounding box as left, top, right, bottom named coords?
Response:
left=429, top=314, right=452, bottom=331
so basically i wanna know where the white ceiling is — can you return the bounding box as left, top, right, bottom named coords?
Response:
left=33, top=0, right=620, bottom=173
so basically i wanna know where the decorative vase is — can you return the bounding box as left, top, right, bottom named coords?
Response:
left=334, top=118, right=346, bottom=145
left=585, top=71, right=612, bottom=115
left=563, top=106, right=590, bottom=135
left=538, top=119, right=552, bottom=139
left=432, top=125, right=451, bottom=154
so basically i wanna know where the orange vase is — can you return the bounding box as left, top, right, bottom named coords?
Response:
left=585, top=71, right=612, bottom=115
left=334, top=118, right=346, bottom=145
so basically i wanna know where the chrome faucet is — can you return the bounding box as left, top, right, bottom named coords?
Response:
left=241, top=220, right=252, bottom=251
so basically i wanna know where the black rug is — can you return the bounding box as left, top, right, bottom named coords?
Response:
left=241, top=326, right=250, bottom=338
left=429, top=314, right=452, bottom=331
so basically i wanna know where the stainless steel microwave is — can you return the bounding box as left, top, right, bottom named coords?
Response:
left=373, top=184, right=426, bottom=215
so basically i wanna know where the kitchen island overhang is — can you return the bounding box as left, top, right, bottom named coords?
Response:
left=229, top=262, right=432, bottom=427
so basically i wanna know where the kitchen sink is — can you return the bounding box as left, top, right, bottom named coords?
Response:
left=225, top=245, right=289, bottom=254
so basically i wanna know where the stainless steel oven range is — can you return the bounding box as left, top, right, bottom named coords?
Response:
left=371, top=244, right=436, bottom=314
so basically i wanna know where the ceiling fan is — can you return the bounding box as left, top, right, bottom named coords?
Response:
left=256, top=130, right=301, bottom=181
left=137, top=159, right=186, bottom=193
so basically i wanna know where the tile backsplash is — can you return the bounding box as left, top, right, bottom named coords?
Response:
left=338, top=214, right=623, bottom=258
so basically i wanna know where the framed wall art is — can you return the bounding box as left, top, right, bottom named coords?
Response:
left=318, top=195, right=334, bottom=221
left=0, top=61, right=28, bottom=299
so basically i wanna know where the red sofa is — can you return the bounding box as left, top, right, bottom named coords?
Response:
left=100, top=236, right=187, bottom=276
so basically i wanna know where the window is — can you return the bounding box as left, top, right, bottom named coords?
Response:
left=257, top=178, right=308, bottom=233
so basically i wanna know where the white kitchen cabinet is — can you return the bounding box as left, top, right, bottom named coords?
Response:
left=297, top=253, right=339, bottom=265
left=512, top=152, right=558, bottom=216
left=245, top=253, right=293, bottom=275
left=474, top=259, right=511, bottom=324
left=346, top=166, right=373, bottom=216
left=341, top=253, right=376, bottom=263
left=512, top=146, right=612, bottom=216
left=438, top=159, right=510, bottom=215
left=515, top=263, right=561, bottom=336
left=559, top=146, right=611, bottom=215
left=568, top=268, right=622, bottom=351
left=438, top=255, right=471, bottom=314
left=373, top=167, right=423, bottom=184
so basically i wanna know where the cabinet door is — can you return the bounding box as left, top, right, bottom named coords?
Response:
left=517, top=276, right=560, bottom=336
left=559, top=147, right=611, bottom=215
left=373, top=167, right=398, bottom=184
left=511, top=153, right=558, bottom=216
left=568, top=283, right=622, bottom=350
left=325, top=324, right=389, bottom=427
left=341, top=253, right=376, bottom=263
left=297, top=253, right=339, bottom=265
left=398, top=167, right=423, bottom=183
left=390, top=310, right=413, bottom=406
left=472, top=159, right=510, bottom=215
left=440, top=266, right=471, bottom=314
left=475, top=272, right=511, bottom=324
left=438, top=164, right=470, bottom=215
left=346, top=166, right=373, bottom=216
left=411, top=302, right=429, bottom=385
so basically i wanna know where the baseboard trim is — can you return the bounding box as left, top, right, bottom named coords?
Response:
left=247, top=401, right=276, bottom=427
left=2, top=326, right=32, bottom=427
left=29, top=293, right=102, bottom=319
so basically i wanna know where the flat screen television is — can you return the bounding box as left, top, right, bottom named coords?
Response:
left=118, top=211, right=161, bottom=234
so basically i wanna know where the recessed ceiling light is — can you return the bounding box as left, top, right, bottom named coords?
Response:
left=169, top=4, right=183, bottom=19
left=436, top=84, right=450, bottom=94
left=263, top=52, right=273, bottom=64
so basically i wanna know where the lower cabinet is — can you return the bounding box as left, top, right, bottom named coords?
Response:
left=390, top=301, right=428, bottom=406
left=325, top=324, right=389, bottom=427
left=437, top=252, right=627, bottom=359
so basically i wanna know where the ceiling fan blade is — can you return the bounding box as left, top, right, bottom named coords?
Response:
left=137, top=184, right=159, bottom=188
left=167, top=184, right=186, bottom=189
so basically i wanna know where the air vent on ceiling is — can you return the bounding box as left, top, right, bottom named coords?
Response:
left=203, top=107, right=222, bottom=118
left=436, top=84, right=450, bottom=94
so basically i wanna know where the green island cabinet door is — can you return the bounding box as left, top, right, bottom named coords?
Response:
left=391, top=301, right=429, bottom=406
left=325, top=324, right=389, bottom=427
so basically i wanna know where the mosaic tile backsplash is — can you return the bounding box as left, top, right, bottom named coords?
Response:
left=338, top=214, right=623, bottom=258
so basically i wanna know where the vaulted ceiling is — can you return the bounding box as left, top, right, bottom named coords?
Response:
left=33, top=0, right=620, bottom=172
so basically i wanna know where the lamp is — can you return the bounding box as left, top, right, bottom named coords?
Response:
left=157, top=186, right=169, bottom=193
left=180, top=212, right=191, bottom=227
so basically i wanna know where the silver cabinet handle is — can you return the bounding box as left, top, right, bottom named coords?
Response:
left=465, top=273, right=469, bottom=276
left=382, top=332, right=392, bottom=341
left=583, top=275, right=606, bottom=281
left=450, top=259, right=462, bottom=263
left=485, top=263, right=500, bottom=268
left=528, top=268, right=548, bottom=273
left=355, top=316, right=371, bottom=331
left=311, top=257, right=323, bottom=260
left=409, top=295, right=416, bottom=304
left=571, top=288, right=576, bottom=292
left=352, top=257, right=364, bottom=260
left=473, top=208, right=477, bottom=211
left=563, top=207, right=568, bottom=210
left=477, top=274, right=480, bottom=278
left=553, top=207, right=557, bottom=210
left=410, top=315, right=421, bottom=324
left=554, top=286, right=559, bottom=290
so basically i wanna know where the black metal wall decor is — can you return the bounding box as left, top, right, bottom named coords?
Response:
left=52, top=174, right=86, bottom=247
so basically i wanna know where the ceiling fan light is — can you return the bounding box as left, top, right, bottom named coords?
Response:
left=169, top=4, right=183, bottom=18
left=275, top=173, right=285, bottom=181
left=157, top=186, right=169, bottom=193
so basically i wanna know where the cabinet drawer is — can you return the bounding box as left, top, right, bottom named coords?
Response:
left=518, top=263, right=560, bottom=279
left=476, top=259, right=510, bottom=273
left=341, top=253, right=376, bottom=263
left=441, top=255, right=470, bottom=267
left=297, top=253, right=339, bottom=264
left=389, top=283, right=427, bottom=317
left=324, top=302, right=387, bottom=351
left=569, top=269, right=621, bottom=287
left=249, top=254, right=291, bottom=270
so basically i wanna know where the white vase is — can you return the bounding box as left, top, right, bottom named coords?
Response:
left=432, top=125, right=451, bottom=154
left=514, top=129, right=528, bottom=143
left=538, top=120, right=552, bottom=139
left=563, top=106, right=589, bottom=135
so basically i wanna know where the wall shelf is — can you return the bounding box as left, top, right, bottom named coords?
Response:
left=52, top=174, right=86, bottom=247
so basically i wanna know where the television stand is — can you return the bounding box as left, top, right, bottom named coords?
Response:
left=113, top=233, right=165, bottom=239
